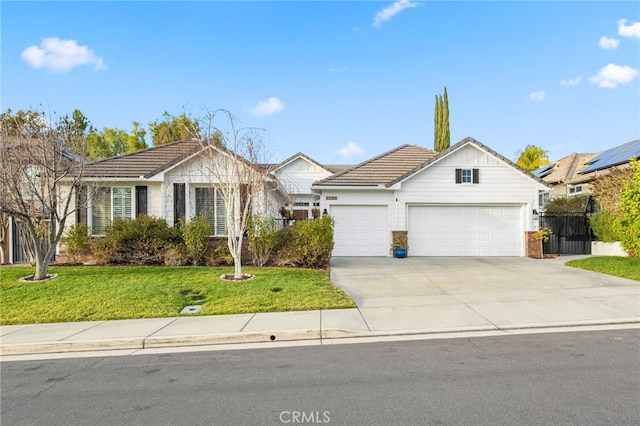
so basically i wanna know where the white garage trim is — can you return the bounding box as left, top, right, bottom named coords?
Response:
left=331, top=205, right=389, bottom=256
left=408, top=205, right=524, bottom=256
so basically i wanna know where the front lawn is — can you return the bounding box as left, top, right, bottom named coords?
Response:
left=565, top=256, right=640, bottom=281
left=0, top=265, right=356, bottom=325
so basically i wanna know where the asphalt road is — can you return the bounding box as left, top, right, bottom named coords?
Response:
left=2, top=329, right=639, bottom=426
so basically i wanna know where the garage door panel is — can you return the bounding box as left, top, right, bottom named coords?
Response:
left=331, top=205, right=388, bottom=257
left=409, top=206, right=522, bottom=257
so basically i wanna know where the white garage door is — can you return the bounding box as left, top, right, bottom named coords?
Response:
left=331, top=205, right=388, bottom=256
left=408, top=206, right=523, bottom=256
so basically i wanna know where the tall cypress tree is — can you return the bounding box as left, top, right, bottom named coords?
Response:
left=434, top=87, right=450, bottom=152
left=442, top=87, right=450, bottom=150
left=434, top=95, right=441, bottom=151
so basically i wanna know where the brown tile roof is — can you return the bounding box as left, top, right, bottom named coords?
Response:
left=323, top=164, right=352, bottom=174
left=536, top=152, right=599, bottom=185
left=314, top=144, right=437, bottom=186
left=83, top=141, right=203, bottom=179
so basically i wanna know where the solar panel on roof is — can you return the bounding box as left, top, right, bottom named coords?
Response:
left=531, top=164, right=554, bottom=177
left=579, top=140, right=640, bottom=174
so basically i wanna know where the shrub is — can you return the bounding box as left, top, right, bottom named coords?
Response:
left=94, top=215, right=182, bottom=265
left=206, top=241, right=234, bottom=266
left=533, top=227, right=553, bottom=242
left=182, top=214, right=211, bottom=265
left=545, top=195, right=589, bottom=214
left=163, top=246, right=190, bottom=266
left=292, top=215, right=334, bottom=268
left=65, top=223, right=91, bottom=263
left=247, top=213, right=280, bottom=266
left=273, top=226, right=299, bottom=267
left=589, top=211, right=620, bottom=242
left=617, top=158, right=640, bottom=258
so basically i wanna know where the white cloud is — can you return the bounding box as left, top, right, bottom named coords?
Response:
left=617, top=18, right=640, bottom=38
left=599, top=36, right=619, bottom=49
left=337, top=141, right=364, bottom=158
left=529, top=91, right=546, bottom=102
left=372, top=0, right=419, bottom=28
left=21, top=37, right=106, bottom=72
left=560, top=76, right=582, bottom=86
left=589, top=63, right=638, bottom=88
left=248, top=97, right=285, bottom=117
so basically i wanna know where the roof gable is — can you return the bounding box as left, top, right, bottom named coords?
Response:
left=314, top=144, right=437, bottom=187
left=389, top=137, right=549, bottom=188
left=274, top=152, right=330, bottom=173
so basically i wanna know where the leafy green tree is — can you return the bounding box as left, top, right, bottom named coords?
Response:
left=148, top=112, right=200, bottom=146
left=516, top=145, right=550, bottom=171
left=86, top=124, right=148, bottom=160
left=591, top=166, right=634, bottom=217
left=1, top=108, right=46, bottom=138
left=127, top=122, right=148, bottom=153
left=434, top=87, right=450, bottom=152
left=617, top=158, right=640, bottom=258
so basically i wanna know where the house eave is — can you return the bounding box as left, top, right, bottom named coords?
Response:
left=311, top=184, right=388, bottom=191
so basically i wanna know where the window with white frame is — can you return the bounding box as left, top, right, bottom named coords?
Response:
left=539, top=192, right=550, bottom=210
left=195, top=187, right=227, bottom=236
left=568, top=185, right=583, bottom=196
left=455, top=168, right=479, bottom=184
left=91, top=187, right=132, bottom=235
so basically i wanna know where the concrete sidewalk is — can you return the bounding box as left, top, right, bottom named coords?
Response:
left=1, top=256, right=639, bottom=357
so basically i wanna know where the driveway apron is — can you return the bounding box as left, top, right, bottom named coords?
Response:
left=329, top=257, right=640, bottom=333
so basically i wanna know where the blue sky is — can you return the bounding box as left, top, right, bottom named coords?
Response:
left=2, top=1, right=639, bottom=165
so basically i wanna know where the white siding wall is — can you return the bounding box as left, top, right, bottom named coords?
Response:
left=392, top=145, right=541, bottom=231
left=275, top=157, right=332, bottom=195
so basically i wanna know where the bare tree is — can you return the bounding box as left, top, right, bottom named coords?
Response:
left=0, top=109, right=88, bottom=280
left=0, top=212, right=9, bottom=264
left=194, top=110, right=280, bottom=279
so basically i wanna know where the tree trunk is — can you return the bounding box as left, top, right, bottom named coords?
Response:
left=33, top=251, right=49, bottom=280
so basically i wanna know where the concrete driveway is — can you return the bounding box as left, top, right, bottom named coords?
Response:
left=330, top=256, right=640, bottom=333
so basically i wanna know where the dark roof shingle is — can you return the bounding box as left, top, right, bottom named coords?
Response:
left=314, top=144, right=437, bottom=186
left=83, top=141, right=202, bottom=179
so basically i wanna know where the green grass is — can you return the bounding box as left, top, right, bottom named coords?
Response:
left=0, top=265, right=356, bottom=325
left=565, top=256, right=640, bottom=281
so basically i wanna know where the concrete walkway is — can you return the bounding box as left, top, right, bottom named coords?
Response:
left=1, top=256, right=638, bottom=356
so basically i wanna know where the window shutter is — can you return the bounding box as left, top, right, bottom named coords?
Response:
left=455, top=169, right=462, bottom=184
left=136, top=186, right=148, bottom=217
left=76, top=185, right=87, bottom=225
left=473, top=168, right=479, bottom=184
left=174, top=183, right=186, bottom=223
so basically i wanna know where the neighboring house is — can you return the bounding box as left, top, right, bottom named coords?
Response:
left=533, top=139, right=640, bottom=206
left=271, top=153, right=349, bottom=220
left=312, top=137, right=549, bottom=257
left=531, top=152, right=599, bottom=207
left=64, top=140, right=287, bottom=238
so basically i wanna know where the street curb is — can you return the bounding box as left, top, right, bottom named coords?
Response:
left=2, top=319, right=638, bottom=356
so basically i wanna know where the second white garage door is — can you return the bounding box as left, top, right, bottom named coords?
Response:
left=331, top=205, right=388, bottom=256
left=408, top=205, right=523, bottom=256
